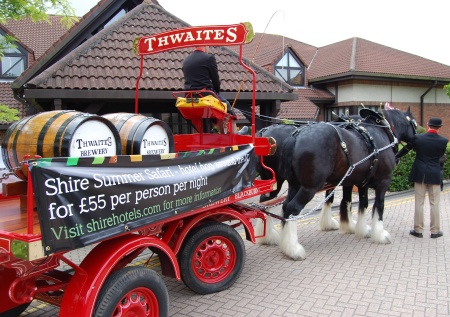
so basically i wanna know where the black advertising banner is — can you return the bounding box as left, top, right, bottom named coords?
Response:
left=29, top=145, right=256, bottom=254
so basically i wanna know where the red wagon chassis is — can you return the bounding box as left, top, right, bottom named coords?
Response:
left=0, top=22, right=278, bottom=317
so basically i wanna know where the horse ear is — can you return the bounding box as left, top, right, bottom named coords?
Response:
left=406, top=105, right=411, bottom=115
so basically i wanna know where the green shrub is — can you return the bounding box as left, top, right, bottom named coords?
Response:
left=443, top=145, right=450, bottom=179
left=389, top=149, right=415, bottom=192
left=0, top=104, right=19, bottom=122
left=389, top=143, right=450, bottom=192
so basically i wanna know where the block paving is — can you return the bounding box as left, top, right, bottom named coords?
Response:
left=20, top=185, right=450, bottom=316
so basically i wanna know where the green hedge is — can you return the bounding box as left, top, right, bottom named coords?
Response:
left=389, top=143, right=450, bottom=192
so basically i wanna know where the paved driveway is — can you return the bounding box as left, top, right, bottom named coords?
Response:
left=21, top=186, right=450, bottom=316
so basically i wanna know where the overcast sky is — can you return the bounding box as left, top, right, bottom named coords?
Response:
left=70, top=0, right=450, bottom=66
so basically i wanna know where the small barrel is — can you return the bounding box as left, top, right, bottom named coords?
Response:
left=1, top=110, right=122, bottom=180
left=102, top=113, right=174, bottom=155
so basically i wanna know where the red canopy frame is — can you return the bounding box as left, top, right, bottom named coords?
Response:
left=133, top=23, right=258, bottom=137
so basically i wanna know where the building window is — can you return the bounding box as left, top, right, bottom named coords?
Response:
left=326, top=105, right=379, bottom=121
left=0, top=34, right=27, bottom=80
left=275, top=49, right=305, bottom=87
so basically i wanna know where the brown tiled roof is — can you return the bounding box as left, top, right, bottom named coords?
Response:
left=274, top=89, right=333, bottom=121
left=299, top=87, right=334, bottom=100
left=3, top=15, right=68, bottom=61
left=278, top=97, right=319, bottom=120
left=0, top=83, right=25, bottom=116
left=309, top=37, right=450, bottom=81
left=233, top=33, right=318, bottom=69
left=234, top=89, right=324, bottom=121
left=26, top=2, right=293, bottom=95
left=0, top=16, right=68, bottom=124
left=228, top=33, right=329, bottom=120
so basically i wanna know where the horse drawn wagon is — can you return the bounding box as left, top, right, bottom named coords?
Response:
left=0, top=23, right=278, bottom=316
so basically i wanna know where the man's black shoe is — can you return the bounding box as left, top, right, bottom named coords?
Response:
left=431, top=231, right=443, bottom=239
left=409, top=230, right=423, bottom=238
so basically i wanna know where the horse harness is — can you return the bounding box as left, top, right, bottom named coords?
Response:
left=291, top=110, right=397, bottom=188
left=327, top=120, right=379, bottom=187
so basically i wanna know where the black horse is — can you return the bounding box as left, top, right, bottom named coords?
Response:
left=262, top=108, right=416, bottom=260
left=257, top=124, right=299, bottom=202
left=255, top=119, right=365, bottom=247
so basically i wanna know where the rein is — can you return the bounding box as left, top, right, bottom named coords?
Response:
left=252, top=118, right=399, bottom=222
left=283, top=120, right=398, bottom=222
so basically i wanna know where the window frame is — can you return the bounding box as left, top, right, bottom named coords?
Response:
left=274, top=48, right=305, bottom=87
left=0, top=31, right=28, bottom=81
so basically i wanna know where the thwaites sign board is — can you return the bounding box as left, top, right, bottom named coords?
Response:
left=133, top=23, right=254, bottom=55
left=30, top=145, right=256, bottom=254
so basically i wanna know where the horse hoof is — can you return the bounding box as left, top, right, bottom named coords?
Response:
left=340, top=221, right=356, bottom=234
left=280, top=222, right=306, bottom=260
left=355, top=225, right=371, bottom=238
left=283, top=245, right=306, bottom=261
left=258, top=230, right=280, bottom=246
left=256, top=217, right=280, bottom=245
left=372, top=230, right=392, bottom=244
left=319, top=217, right=339, bottom=231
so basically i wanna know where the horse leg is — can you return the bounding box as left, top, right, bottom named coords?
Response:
left=281, top=220, right=306, bottom=261
left=256, top=180, right=290, bottom=246
left=280, top=186, right=315, bottom=261
left=371, top=185, right=392, bottom=244
left=355, top=186, right=371, bottom=238
left=255, top=215, right=280, bottom=245
left=319, top=189, right=339, bottom=231
left=256, top=180, right=286, bottom=245
left=339, top=185, right=356, bottom=233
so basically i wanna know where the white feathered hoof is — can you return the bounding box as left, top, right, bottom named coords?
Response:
left=280, top=221, right=306, bottom=261
left=355, top=224, right=371, bottom=238
left=255, top=217, right=280, bottom=245
left=339, top=219, right=356, bottom=234
left=355, top=215, right=371, bottom=238
left=339, top=208, right=356, bottom=234
left=371, top=216, right=391, bottom=244
left=319, top=203, right=339, bottom=231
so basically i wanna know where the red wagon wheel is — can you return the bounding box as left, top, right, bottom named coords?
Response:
left=179, top=222, right=245, bottom=295
left=93, top=266, right=168, bottom=317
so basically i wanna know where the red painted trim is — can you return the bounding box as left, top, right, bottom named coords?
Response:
left=171, top=206, right=257, bottom=256
left=59, top=234, right=179, bottom=317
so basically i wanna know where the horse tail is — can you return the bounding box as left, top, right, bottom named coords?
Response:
left=280, top=134, right=296, bottom=181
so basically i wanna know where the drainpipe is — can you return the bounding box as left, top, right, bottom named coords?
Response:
left=420, top=81, right=437, bottom=126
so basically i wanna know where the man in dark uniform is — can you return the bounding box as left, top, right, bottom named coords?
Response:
left=182, top=46, right=231, bottom=112
left=407, top=117, right=448, bottom=238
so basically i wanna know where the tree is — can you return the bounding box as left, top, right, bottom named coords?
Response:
left=0, top=104, right=19, bottom=122
left=0, top=1, right=78, bottom=122
left=0, top=0, right=78, bottom=56
left=0, top=0, right=77, bottom=26
left=445, top=83, right=450, bottom=98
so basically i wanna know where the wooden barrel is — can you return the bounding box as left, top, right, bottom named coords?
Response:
left=102, top=113, right=174, bottom=155
left=1, top=110, right=122, bottom=180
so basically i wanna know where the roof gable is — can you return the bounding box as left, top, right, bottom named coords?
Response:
left=3, top=15, right=68, bottom=60
left=308, top=37, right=450, bottom=81
left=12, top=0, right=144, bottom=91
left=231, top=33, right=318, bottom=69
left=21, top=1, right=293, bottom=94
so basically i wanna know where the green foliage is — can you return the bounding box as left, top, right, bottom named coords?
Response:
left=443, top=145, right=450, bottom=180
left=0, top=0, right=77, bottom=27
left=0, top=0, right=78, bottom=57
left=416, top=125, right=426, bottom=134
left=445, top=83, right=450, bottom=99
left=0, top=104, right=19, bottom=122
left=389, top=148, right=415, bottom=192
left=280, top=118, right=295, bottom=125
